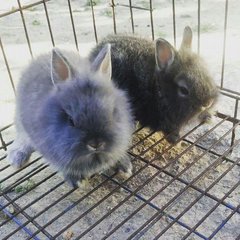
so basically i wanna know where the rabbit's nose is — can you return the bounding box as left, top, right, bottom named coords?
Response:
left=87, top=139, right=105, bottom=151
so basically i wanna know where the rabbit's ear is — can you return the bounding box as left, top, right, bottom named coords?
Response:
left=155, top=39, right=175, bottom=71
left=51, top=48, right=72, bottom=85
left=180, top=26, right=192, bottom=51
left=91, top=44, right=112, bottom=81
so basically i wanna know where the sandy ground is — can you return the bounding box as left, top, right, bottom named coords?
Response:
left=0, top=0, right=240, bottom=239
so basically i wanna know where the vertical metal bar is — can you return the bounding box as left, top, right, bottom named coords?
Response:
left=220, top=0, right=229, bottom=88
left=67, top=0, right=79, bottom=51
left=110, top=0, right=117, bottom=34
left=230, top=99, right=238, bottom=149
left=17, top=0, right=33, bottom=57
left=149, top=0, right=154, bottom=40
left=42, top=0, right=55, bottom=47
left=172, top=0, right=176, bottom=47
left=90, top=0, right=98, bottom=43
left=197, top=0, right=201, bottom=54
left=129, top=0, right=134, bottom=33
left=0, top=38, right=16, bottom=95
left=0, top=132, right=7, bottom=151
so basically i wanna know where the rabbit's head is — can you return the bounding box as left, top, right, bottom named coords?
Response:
left=37, top=45, right=133, bottom=172
left=153, top=26, right=218, bottom=139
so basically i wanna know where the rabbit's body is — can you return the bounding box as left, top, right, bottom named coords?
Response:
left=89, top=28, right=218, bottom=142
left=90, top=36, right=168, bottom=132
left=8, top=46, right=133, bottom=186
left=90, top=36, right=158, bottom=129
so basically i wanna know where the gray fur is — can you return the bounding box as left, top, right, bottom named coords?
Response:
left=8, top=46, right=134, bottom=186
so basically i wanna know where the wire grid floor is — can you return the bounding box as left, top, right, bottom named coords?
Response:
left=0, top=113, right=240, bottom=239
left=0, top=0, right=240, bottom=239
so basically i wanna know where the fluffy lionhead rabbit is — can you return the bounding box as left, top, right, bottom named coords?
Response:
left=8, top=45, right=134, bottom=187
left=89, top=26, right=218, bottom=143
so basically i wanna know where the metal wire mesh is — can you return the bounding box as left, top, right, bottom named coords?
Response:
left=0, top=0, right=240, bottom=239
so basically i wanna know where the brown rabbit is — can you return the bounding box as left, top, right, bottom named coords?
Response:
left=89, top=26, right=218, bottom=143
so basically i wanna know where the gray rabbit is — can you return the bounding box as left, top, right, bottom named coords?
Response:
left=8, top=45, right=134, bottom=187
left=89, top=26, right=218, bottom=143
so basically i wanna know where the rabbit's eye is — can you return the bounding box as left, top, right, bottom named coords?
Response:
left=68, top=116, right=75, bottom=127
left=178, top=86, right=189, bottom=97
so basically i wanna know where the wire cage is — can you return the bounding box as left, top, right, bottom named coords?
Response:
left=0, top=0, right=240, bottom=239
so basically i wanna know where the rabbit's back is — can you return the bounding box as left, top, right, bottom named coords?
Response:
left=90, top=35, right=156, bottom=90
left=89, top=35, right=158, bottom=127
left=15, top=54, right=52, bottom=139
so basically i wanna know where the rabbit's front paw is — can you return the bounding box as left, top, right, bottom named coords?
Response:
left=64, top=175, right=79, bottom=188
left=121, top=168, right=132, bottom=179
left=165, top=131, right=180, bottom=144
left=77, top=178, right=90, bottom=189
left=64, top=174, right=89, bottom=189
left=198, top=110, right=212, bottom=124
left=116, top=156, right=133, bottom=179
left=8, top=149, right=30, bottom=168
